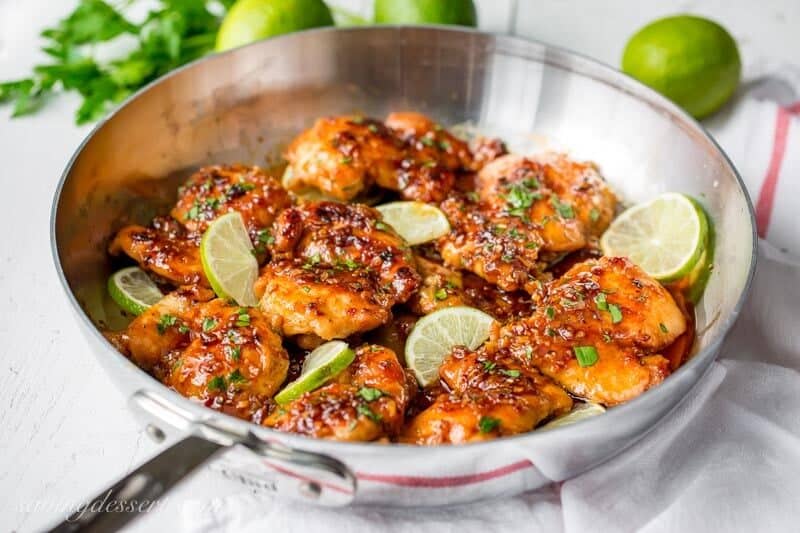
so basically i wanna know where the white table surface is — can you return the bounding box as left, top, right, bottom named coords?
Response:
left=0, top=1, right=797, bottom=531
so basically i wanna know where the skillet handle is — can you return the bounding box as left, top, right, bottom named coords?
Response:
left=47, top=435, right=222, bottom=533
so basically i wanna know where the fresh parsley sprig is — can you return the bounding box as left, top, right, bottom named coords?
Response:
left=0, top=0, right=236, bottom=124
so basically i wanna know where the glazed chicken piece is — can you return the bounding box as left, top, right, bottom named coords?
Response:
left=400, top=347, right=572, bottom=445
left=171, top=164, right=291, bottom=242
left=284, top=113, right=471, bottom=203
left=108, top=285, right=289, bottom=421
left=110, top=165, right=291, bottom=286
left=283, top=116, right=405, bottom=201
left=438, top=196, right=545, bottom=293
left=258, top=202, right=420, bottom=340
left=494, top=256, right=687, bottom=405
left=265, top=344, right=414, bottom=441
left=408, top=256, right=534, bottom=321
left=109, top=216, right=206, bottom=286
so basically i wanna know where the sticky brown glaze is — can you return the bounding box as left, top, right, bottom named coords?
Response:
left=259, top=202, right=421, bottom=339
left=108, top=216, right=206, bottom=286
left=400, top=347, right=572, bottom=445
left=265, top=344, right=414, bottom=441
left=284, top=113, right=473, bottom=203
left=438, top=195, right=545, bottom=293
left=284, top=116, right=405, bottom=201
left=492, top=256, right=686, bottom=406
left=408, top=256, right=534, bottom=321
left=171, top=164, right=292, bottom=244
left=108, top=285, right=289, bottom=421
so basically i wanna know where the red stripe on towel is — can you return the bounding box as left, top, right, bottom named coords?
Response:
left=755, top=107, right=791, bottom=237
left=357, top=460, right=533, bottom=488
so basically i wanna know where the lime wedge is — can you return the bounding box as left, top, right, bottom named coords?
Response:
left=600, top=193, right=709, bottom=282
left=200, top=212, right=259, bottom=306
left=107, top=266, right=164, bottom=315
left=375, top=201, right=451, bottom=245
left=541, top=402, right=606, bottom=430
left=405, top=306, right=495, bottom=387
left=274, top=341, right=356, bottom=404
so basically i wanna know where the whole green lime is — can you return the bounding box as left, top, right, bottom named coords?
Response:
left=216, top=0, right=334, bottom=52
left=622, top=15, right=741, bottom=119
left=374, top=0, right=477, bottom=27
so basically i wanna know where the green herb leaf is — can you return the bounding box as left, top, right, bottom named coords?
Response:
left=500, top=369, right=521, bottom=378
left=573, top=346, right=599, bottom=367
left=207, top=375, right=226, bottom=391
left=357, top=387, right=384, bottom=402
left=157, top=314, right=177, bottom=335
left=659, top=322, right=669, bottom=333
left=202, top=317, right=217, bottom=332
left=608, top=304, right=623, bottom=324
left=434, top=288, right=448, bottom=301
left=594, top=292, right=608, bottom=311
left=550, top=195, right=574, bottom=219
left=356, top=404, right=382, bottom=422
left=478, top=416, right=500, bottom=434
left=546, top=306, right=556, bottom=319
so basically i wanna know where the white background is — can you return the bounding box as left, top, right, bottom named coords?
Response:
left=0, top=0, right=798, bottom=531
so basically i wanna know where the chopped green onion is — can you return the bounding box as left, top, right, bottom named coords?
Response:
left=478, top=416, right=500, bottom=434
left=608, top=304, right=623, bottom=324
left=573, top=346, right=599, bottom=367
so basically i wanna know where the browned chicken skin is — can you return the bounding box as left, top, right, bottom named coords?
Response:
left=401, top=347, right=572, bottom=445
left=171, top=164, right=291, bottom=240
left=110, top=165, right=292, bottom=285
left=109, top=216, right=206, bottom=286
left=283, top=113, right=474, bottom=203
left=258, top=202, right=421, bottom=340
left=265, top=344, right=414, bottom=441
left=492, top=256, right=686, bottom=405
left=108, top=285, right=289, bottom=421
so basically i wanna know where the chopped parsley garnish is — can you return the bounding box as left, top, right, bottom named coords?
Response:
left=659, top=323, right=669, bottom=333
left=602, top=332, right=612, bottom=343
left=227, top=345, right=241, bottom=361
left=594, top=292, right=608, bottom=311
left=178, top=324, right=190, bottom=334
left=201, top=317, right=217, bottom=332
left=500, top=369, right=521, bottom=378
left=336, top=257, right=359, bottom=271
left=501, top=253, right=515, bottom=263
left=550, top=195, right=574, bottom=219
left=157, top=314, right=177, bottom=335
left=207, top=376, right=226, bottom=392
left=525, top=241, right=539, bottom=249
left=420, top=136, right=435, bottom=147
left=545, top=327, right=557, bottom=337
left=504, top=183, right=541, bottom=217
left=186, top=202, right=201, bottom=221
left=589, top=207, right=600, bottom=223
left=358, top=387, right=384, bottom=402
left=235, top=309, right=251, bottom=327
left=478, top=416, right=500, bottom=434
left=257, top=229, right=275, bottom=247
left=482, top=360, right=497, bottom=372
left=434, top=288, right=448, bottom=301
left=545, top=306, right=556, bottom=319
left=302, top=254, right=322, bottom=270
left=228, top=369, right=247, bottom=384
left=608, top=304, right=623, bottom=324
left=356, top=404, right=382, bottom=422
left=573, top=346, right=599, bottom=367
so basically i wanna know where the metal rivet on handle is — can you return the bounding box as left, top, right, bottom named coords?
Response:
left=146, top=424, right=166, bottom=443
left=299, top=481, right=322, bottom=500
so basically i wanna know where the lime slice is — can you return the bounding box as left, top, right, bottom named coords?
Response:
left=107, top=266, right=164, bottom=315
left=200, top=212, right=259, bottom=306
left=541, top=402, right=606, bottom=430
left=405, top=306, right=495, bottom=387
left=600, top=193, right=708, bottom=282
left=274, top=341, right=356, bottom=404
left=375, top=201, right=451, bottom=246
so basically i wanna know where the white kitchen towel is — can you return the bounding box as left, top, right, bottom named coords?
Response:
left=182, top=71, right=800, bottom=532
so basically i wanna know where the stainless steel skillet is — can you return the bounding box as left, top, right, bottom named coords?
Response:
left=49, top=26, right=756, bottom=530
